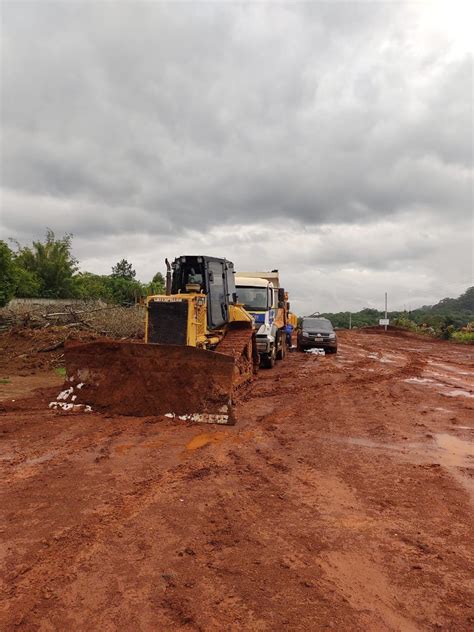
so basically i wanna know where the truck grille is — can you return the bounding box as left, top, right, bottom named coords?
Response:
left=147, top=301, right=188, bottom=345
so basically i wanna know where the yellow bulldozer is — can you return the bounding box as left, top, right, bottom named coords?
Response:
left=62, top=256, right=259, bottom=425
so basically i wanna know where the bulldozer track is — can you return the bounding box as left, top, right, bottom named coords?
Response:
left=216, top=326, right=257, bottom=390
left=215, top=326, right=254, bottom=360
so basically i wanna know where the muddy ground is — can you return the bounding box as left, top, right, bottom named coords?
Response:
left=0, top=329, right=473, bottom=631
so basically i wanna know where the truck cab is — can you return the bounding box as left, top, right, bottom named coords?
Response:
left=235, top=272, right=287, bottom=368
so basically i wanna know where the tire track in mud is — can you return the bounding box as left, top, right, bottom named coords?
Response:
left=234, top=356, right=428, bottom=630
left=1, top=421, right=344, bottom=630
left=1, top=329, right=473, bottom=631
left=336, top=344, right=427, bottom=386
left=241, top=337, right=473, bottom=630
left=2, top=466, right=168, bottom=625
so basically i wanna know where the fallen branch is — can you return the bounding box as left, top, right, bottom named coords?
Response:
left=38, top=336, right=70, bottom=352
left=41, top=305, right=140, bottom=318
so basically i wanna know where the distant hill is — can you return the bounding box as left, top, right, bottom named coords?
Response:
left=423, top=286, right=473, bottom=314
left=318, top=287, right=473, bottom=331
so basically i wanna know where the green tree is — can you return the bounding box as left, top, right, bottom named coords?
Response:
left=147, top=271, right=165, bottom=295
left=152, top=271, right=165, bottom=286
left=73, top=272, right=114, bottom=301
left=0, top=241, right=16, bottom=307
left=106, top=276, right=144, bottom=304
left=13, top=230, right=78, bottom=298
left=13, top=267, right=42, bottom=298
left=111, top=259, right=136, bottom=280
left=73, top=272, right=147, bottom=304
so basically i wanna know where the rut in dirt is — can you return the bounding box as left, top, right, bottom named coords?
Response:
left=1, top=329, right=473, bottom=631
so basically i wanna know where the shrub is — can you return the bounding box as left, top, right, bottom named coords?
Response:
left=0, top=241, right=16, bottom=307
left=451, top=331, right=474, bottom=344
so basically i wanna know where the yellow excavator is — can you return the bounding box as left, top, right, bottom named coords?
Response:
left=63, top=255, right=259, bottom=424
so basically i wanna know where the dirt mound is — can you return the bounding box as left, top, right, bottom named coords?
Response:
left=358, top=325, right=452, bottom=343
left=0, top=326, right=102, bottom=375
left=59, top=339, right=237, bottom=422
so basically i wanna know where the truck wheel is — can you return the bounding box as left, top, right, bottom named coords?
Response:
left=262, top=345, right=276, bottom=368
left=276, top=335, right=286, bottom=360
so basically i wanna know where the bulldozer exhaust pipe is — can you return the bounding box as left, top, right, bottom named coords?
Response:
left=165, top=258, right=172, bottom=295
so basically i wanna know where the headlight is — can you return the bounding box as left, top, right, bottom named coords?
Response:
left=329, top=333, right=336, bottom=339
left=302, top=332, right=310, bottom=337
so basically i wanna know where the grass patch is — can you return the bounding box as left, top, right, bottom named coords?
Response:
left=54, top=367, right=66, bottom=377
left=451, top=331, right=474, bottom=344
left=0, top=377, right=11, bottom=385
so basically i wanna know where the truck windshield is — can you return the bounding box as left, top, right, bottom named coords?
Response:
left=236, top=287, right=268, bottom=311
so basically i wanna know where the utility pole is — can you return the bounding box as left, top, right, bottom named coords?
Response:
left=384, top=292, right=388, bottom=332
left=349, top=312, right=352, bottom=330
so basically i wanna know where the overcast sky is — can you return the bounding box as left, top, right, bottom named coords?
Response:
left=1, top=1, right=472, bottom=314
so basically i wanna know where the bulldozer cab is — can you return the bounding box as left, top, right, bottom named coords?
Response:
left=171, top=256, right=237, bottom=329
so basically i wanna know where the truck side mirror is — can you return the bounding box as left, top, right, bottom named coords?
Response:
left=278, top=288, right=285, bottom=308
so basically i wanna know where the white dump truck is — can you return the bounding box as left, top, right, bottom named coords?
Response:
left=235, top=271, right=288, bottom=368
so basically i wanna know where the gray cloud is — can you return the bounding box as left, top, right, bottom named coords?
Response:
left=1, top=2, right=472, bottom=313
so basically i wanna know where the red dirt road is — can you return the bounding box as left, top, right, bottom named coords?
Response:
left=1, top=329, right=473, bottom=631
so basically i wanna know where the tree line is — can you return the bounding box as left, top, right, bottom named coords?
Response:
left=0, top=230, right=165, bottom=307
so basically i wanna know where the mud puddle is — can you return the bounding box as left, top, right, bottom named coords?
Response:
left=435, top=433, right=474, bottom=500
left=324, top=432, right=474, bottom=500
left=435, top=433, right=474, bottom=467
left=442, top=389, right=474, bottom=399
left=404, top=376, right=474, bottom=399
left=404, top=377, right=434, bottom=385
left=184, top=429, right=256, bottom=452
left=0, top=373, right=63, bottom=401
left=330, top=433, right=473, bottom=468
left=427, top=370, right=473, bottom=386
left=367, top=352, right=404, bottom=364
left=185, top=431, right=230, bottom=451
left=428, top=361, right=473, bottom=376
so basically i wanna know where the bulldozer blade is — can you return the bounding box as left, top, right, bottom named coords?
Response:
left=59, top=340, right=237, bottom=424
